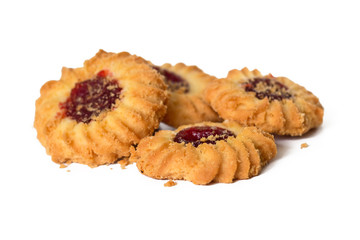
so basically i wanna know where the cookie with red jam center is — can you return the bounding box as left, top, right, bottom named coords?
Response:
left=130, top=121, right=277, bottom=185
left=152, top=63, right=221, bottom=128
left=205, top=68, right=324, bottom=136
left=34, top=50, right=168, bottom=167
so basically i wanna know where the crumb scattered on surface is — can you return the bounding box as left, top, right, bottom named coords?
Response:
left=119, top=158, right=130, bottom=169
left=59, top=164, right=67, bottom=168
left=66, top=170, right=71, bottom=172
left=110, top=168, right=113, bottom=170
left=301, top=143, right=309, bottom=149
left=164, top=180, right=177, bottom=187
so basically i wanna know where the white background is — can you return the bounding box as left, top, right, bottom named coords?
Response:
left=1, top=0, right=359, bottom=239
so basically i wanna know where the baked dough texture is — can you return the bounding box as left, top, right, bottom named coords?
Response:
left=205, top=68, right=324, bottom=136
left=130, top=121, right=277, bottom=185
left=153, top=63, right=221, bottom=128
left=34, top=50, right=168, bottom=167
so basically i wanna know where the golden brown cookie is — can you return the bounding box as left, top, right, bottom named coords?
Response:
left=152, top=63, right=221, bottom=128
left=34, top=50, right=168, bottom=167
left=130, top=121, right=276, bottom=185
left=205, top=68, right=324, bottom=136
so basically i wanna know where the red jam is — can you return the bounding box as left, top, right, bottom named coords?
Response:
left=174, top=126, right=236, bottom=147
left=153, top=66, right=190, bottom=93
left=59, top=70, right=122, bottom=123
left=243, top=77, right=292, bottom=101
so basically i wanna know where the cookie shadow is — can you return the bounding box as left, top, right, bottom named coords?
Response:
left=260, top=140, right=289, bottom=174
left=274, top=126, right=323, bottom=141
left=262, top=127, right=323, bottom=174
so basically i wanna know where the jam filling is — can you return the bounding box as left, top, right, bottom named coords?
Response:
left=153, top=66, right=190, bottom=93
left=59, top=70, right=122, bottom=123
left=243, top=77, right=292, bottom=101
left=174, top=126, right=236, bottom=147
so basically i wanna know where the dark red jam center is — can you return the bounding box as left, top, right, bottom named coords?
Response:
left=243, top=77, right=292, bottom=101
left=174, top=126, right=236, bottom=147
left=59, top=70, right=122, bottom=123
left=153, top=66, right=190, bottom=93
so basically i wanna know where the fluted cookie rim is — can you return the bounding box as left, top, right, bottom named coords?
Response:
left=204, top=67, right=324, bottom=136
left=130, top=121, right=277, bottom=185
left=34, top=50, right=168, bottom=167
left=152, top=63, right=222, bottom=128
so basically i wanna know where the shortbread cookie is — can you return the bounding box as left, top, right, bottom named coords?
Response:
left=130, top=121, right=276, bottom=185
left=152, top=63, right=221, bottom=128
left=205, top=68, right=324, bottom=136
left=34, top=50, right=168, bottom=167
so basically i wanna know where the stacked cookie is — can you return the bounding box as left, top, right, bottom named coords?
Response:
left=34, top=50, right=323, bottom=184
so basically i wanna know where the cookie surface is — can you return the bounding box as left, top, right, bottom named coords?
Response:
left=130, top=121, right=277, bottom=185
left=205, top=68, right=324, bottom=136
left=152, top=63, right=221, bottom=128
left=34, top=50, right=168, bottom=167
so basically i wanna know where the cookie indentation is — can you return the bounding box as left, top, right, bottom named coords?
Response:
left=60, top=70, right=122, bottom=123
left=153, top=66, right=190, bottom=93
left=243, top=77, right=292, bottom=101
left=174, top=126, right=235, bottom=147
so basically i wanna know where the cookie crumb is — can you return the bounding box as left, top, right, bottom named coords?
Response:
left=301, top=143, right=309, bottom=149
left=59, top=164, right=67, bottom=168
left=164, top=180, right=177, bottom=187
left=110, top=168, right=113, bottom=170
left=66, top=169, right=71, bottom=172
left=119, top=158, right=130, bottom=169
